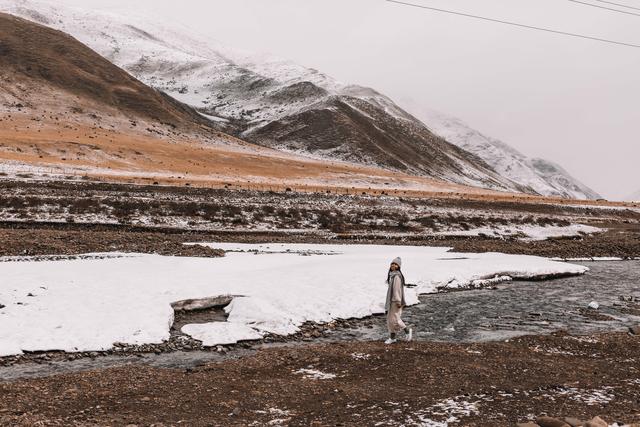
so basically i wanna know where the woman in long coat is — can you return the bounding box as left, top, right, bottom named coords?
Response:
left=385, top=257, right=413, bottom=344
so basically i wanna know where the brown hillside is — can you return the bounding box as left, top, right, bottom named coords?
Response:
left=0, top=11, right=536, bottom=200
left=0, top=12, right=207, bottom=127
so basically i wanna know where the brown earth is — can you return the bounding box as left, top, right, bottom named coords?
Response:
left=1, top=332, right=638, bottom=426
left=0, top=114, right=514, bottom=197
left=0, top=178, right=638, bottom=259
left=0, top=223, right=639, bottom=260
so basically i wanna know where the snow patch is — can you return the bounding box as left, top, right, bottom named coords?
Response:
left=437, top=224, right=602, bottom=241
left=0, top=243, right=588, bottom=356
left=293, top=368, right=336, bottom=380
left=181, top=322, right=263, bottom=346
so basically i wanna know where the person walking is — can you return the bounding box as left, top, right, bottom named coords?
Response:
left=385, top=257, right=413, bottom=344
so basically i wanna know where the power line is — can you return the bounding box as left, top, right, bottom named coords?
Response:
left=385, top=0, right=640, bottom=48
left=567, top=0, right=640, bottom=17
left=591, top=0, right=640, bottom=11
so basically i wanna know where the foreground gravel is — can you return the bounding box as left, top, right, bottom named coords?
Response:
left=1, top=332, right=639, bottom=426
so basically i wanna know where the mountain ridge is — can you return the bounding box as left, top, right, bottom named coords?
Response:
left=403, top=105, right=601, bottom=200
left=0, top=0, right=600, bottom=199
left=0, top=0, right=532, bottom=194
left=0, top=9, right=520, bottom=199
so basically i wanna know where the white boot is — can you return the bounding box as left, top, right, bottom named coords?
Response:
left=384, top=337, right=397, bottom=345
left=405, top=328, right=413, bottom=342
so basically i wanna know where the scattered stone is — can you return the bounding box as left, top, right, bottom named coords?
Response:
left=518, top=423, right=541, bottom=427
left=588, top=301, right=600, bottom=310
left=536, top=416, right=571, bottom=427
left=629, top=325, right=640, bottom=336
left=584, top=416, right=608, bottom=427
left=564, top=417, right=584, bottom=427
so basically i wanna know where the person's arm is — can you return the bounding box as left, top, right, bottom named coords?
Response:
left=391, top=276, right=403, bottom=304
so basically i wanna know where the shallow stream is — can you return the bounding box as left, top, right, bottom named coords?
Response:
left=1, top=261, right=638, bottom=381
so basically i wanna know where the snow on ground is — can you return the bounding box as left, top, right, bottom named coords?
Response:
left=436, top=224, right=602, bottom=241
left=293, top=368, right=337, bottom=380
left=181, top=322, right=262, bottom=346
left=0, top=244, right=588, bottom=356
left=550, top=257, right=625, bottom=262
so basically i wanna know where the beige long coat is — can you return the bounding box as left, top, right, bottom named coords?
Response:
left=386, top=275, right=407, bottom=333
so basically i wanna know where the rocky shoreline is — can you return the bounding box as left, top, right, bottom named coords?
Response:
left=1, top=331, right=639, bottom=426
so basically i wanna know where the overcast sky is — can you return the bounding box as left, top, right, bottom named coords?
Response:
left=59, top=0, right=640, bottom=200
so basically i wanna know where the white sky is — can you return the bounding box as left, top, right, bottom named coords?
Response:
left=58, top=0, right=640, bottom=199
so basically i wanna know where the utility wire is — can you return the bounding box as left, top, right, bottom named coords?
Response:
left=567, top=0, right=640, bottom=17
left=385, top=0, right=640, bottom=48
left=591, top=0, right=640, bottom=11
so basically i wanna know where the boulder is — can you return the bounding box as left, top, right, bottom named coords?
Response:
left=584, top=416, right=608, bottom=427
left=536, top=416, right=570, bottom=427
left=629, top=325, right=640, bottom=336
left=170, top=295, right=234, bottom=312
left=564, top=417, right=584, bottom=427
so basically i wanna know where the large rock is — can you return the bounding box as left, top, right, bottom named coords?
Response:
left=564, top=417, right=584, bottom=427
left=584, top=416, right=608, bottom=427
left=629, top=325, right=640, bottom=336
left=536, top=417, right=570, bottom=427
left=170, top=295, right=234, bottom=312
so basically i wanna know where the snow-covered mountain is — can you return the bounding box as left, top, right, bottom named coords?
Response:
left=0, top=0, right=533, bottom=194
left=0, top=0, right=597, bottom=198
left=408, top=108, right=601, bottom=200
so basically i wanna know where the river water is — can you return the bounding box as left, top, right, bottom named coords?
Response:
left=325, top=260, right=640, bottom=343
left=2, top=261, right=639, bottom=381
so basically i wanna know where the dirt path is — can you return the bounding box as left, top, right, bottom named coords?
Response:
left=1, top=332, right=639, bottom=426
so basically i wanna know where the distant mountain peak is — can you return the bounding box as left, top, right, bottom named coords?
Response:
left=399, top=103, right=601, bottom=200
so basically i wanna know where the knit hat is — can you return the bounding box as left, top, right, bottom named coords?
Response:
left=391, top=257, right=402, bottom=267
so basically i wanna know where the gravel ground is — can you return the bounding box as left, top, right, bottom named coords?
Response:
left=1, top=179, right=639, bottom=260
left=2, top=179, right=639, bottom=426
left=1, top=332, right=639, bottom=426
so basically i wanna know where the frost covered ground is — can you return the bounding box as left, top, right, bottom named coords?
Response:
left=0, top=243, right=588, bottom=357
left=436, top=223, right=602, bottom=241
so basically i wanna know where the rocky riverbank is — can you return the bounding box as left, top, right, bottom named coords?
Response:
left=1, top=331, right=639, bottom=426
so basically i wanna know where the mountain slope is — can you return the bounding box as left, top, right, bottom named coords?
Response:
left=0, top=0, right=531, bottom=194
left=409, top=107, right=601, bottom=200
left=0, top=12, right=212, bottom=131
left=0, top=11, right=515, bottom=198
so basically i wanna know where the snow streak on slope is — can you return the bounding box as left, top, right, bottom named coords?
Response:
left=0, top=0, right=529, bottom=194
left=404, top=106, right=601, bottom=200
